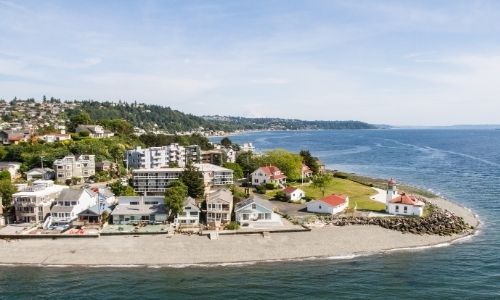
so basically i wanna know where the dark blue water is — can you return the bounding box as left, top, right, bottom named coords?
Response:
left=2, top=129, right=500, bottom=299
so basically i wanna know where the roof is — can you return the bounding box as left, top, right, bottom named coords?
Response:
left=193, top=163, right=233, bottom=173
left=111, top=203, right=167, bottom=216
left=283, top=186, right=300, bottom=194
left=207, top=188, right=232, bottom=204
left=57, top=188, right=95, bottom=201
left=235, top=194, right=274, bottom=212
left=255, top=165, right=287, bottom=180
left=27, top=167, right=54, bottom=174
left=50, top=205, right=74, bottom=213
left=132, top=167, right=184, bottom=173
left=78, top=203, right=111, bottom=216
left=390, top=193, right=424, bottom=206
left=302, top=164, right=313, bottom=173
left=320, top=194, right=348, bottom=207
left=183, top=197, right=200, bottom=211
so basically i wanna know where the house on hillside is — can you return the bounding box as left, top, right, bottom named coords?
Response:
left=251, top=165, right=287, bottom=187
left=26, top=168, right=55, bottom=181
left=0, top=162, right=21, bottom=179
left=283, top=186, right=305, bottom=202
left=234, top=195, right=282, bottom=228
left=76, top=125, right=114, bottom=138
left=385, top=179, right=425, bottom=216
left=306, top=194, right=349, bottom=215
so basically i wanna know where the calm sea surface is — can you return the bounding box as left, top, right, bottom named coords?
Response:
left=1, top=129, right=500, bottom=299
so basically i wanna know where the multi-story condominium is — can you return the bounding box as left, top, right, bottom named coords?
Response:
left=13, top=180, right=67, bottom=223
left=201, top=149, right=224, bottom=165
left=206, top=188, right=233, bottom=225
left=48, top=188, right=98, bottom=226
left=76, top=125, right=114, bottom=138
left=132, top=167, right=184, bottom=196
left=131, top=163, right=233, bottom=196
left=125, top=144, right=201, bottom=169
left=53, top=155, right=96, bottom=183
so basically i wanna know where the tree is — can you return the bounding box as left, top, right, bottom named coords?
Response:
left=312, top=173, right=333, bottom=197
left=236, top=151, right=259, bottom=177
left=300, top=150, right=319, bottom=174
left=0, top=179, right=17, bottom=208
left=164, top=181, right=188, bottom=217
left=260, top=149, right=303, bottom=181
left=0, top=170, right=11, bottom=181
left=220, top=137, right=232, bottom=148
left=69, top=112, right=92, bottom=132
left=223, top=162, right=243, bottom=179
left=180, top=164, right=205, bottom=199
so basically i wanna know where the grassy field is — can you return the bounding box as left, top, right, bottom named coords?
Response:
left=264, top=177, right=386, bottom=211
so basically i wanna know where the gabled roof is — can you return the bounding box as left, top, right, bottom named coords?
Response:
left=320, top=194, right=348, bottom=207
left=283, top=186, right=302, bottom=194
left=207, top=188, right=232, bottom=204
left=57, top=189, right=85, bottom=201
left=183, top=196, right=200, bottom=211
left=27, top=167, right=54, bottom=174
left=254, top=166, right=287, bottom=180
left=235, top=194, right=274, bottom=212
left=390, top=193, right=424, bottom=206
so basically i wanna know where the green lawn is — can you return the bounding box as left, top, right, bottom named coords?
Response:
left=301, top=178, right=386, bottom=211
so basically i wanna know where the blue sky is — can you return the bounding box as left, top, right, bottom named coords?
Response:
left=1, top=0, right=500, bottom=125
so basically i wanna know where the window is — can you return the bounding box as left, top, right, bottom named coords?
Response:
left=130, top=201, right=139, bottom=205
left=395, top=205, right=399, bottom=212
left=252, top=204, right=256, bottom=209
left=243, top=214, right=249, bottom=220
left=404, top=206, right=408, bottom=213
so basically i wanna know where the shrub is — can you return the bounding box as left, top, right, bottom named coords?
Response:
left=274, top=191, right=287, bottom=202
left=225, top=221, right=240, bottom=230
left=265, top=183, right=276, bottom=190
left=303, top=196, right=314, bottom=202
left=255, top=185, right=266, bottom=194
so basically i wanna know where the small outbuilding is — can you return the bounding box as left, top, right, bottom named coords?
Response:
left=306, top=194, right=349, bottom=215
left=283, top=186, right=305, bottom=202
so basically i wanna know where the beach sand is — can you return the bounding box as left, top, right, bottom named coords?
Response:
left=0, top=198, right=479, bottom=266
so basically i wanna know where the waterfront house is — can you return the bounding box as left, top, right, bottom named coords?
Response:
left=26, top=168, right=55, bottom=181
left=49, top=188, right=98, bottom=226
left=110, top=196, right=168, bottom=225
left=283, top=186, right=305, bottom=202
left=251, top=165, right=287, bottom=187
left=385, top=179, right=424, bottom=216
left=234, top=195, right=282, bottom=227
left=306, top=194, right=349, bottom=215
left=206, top=188, right=233, bottom=225
left=174, top=197, right=200, bottom=226
left=13, top=180, right=67, bottom=223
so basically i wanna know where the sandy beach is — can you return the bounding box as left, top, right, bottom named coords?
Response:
left=0, top=197, right=479, bottom=267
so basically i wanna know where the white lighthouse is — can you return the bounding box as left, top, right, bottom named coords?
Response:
left=386, top=178, right=398, bottom=210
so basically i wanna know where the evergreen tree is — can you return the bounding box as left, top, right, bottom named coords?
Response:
left=300, top=150, right=320, bottom=174
left=164, top=181, right=188, bottom=217
left=180, top=164, right=205, bottom=199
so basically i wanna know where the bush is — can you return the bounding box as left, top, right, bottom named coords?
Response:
left=303, top=196, right=314, bottom=202
left=265, top=183, right=276, bottom=190
left=225, top=221, right=240, bottom=230
left=255, top=185, right=266, bottom=194
left=274, top=191, right=287, bottom=202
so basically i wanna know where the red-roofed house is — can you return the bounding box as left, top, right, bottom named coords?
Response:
left=301, top=164, right=313, bottom=178
left=283, top=186, right=305, bottom=202
left=251, top=165, right=287, bottom=187
left=306, top=194, right=349, bottom=214
left=385, top=179, right=425, bottom=216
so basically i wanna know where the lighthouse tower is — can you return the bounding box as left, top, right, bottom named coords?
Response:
left=386, top=178, right=398, bottom=205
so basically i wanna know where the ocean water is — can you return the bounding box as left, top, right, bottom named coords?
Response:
left=1, top=129, right=500, bottom=299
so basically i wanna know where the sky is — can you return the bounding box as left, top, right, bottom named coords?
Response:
left=1, top=0, right=500, bottom=126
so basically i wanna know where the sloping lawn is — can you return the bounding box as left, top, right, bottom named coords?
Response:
left=301, top=178, right=385, bottom=211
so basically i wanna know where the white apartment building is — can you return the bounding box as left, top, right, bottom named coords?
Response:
left=13, top=180, right=67, bottom=223
left=125, top=144, right=201, bottom=169
left=132, top=163, right=234, bottom=196
left=53, top=155, right=96, bottom=183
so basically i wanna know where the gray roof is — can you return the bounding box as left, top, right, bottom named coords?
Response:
left=183, top=197, right=200, bottom=211
left=207, top=188, right=233, bottom=204
left=78, top=204, right=111, bottom=216
left=27, top=168, right=54, bottom=174
left=57, top=188, right=95, bottom=201
left=111, top=203, right=167, bottom=216
left=235, top=194, right=274, bottom=212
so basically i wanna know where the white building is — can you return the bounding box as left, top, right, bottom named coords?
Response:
left=26, top=168, right=55, bottom=181
left=13, top=180, right=67, bottom=223
left=53, top=155, right=95, bottom=183
left=111, top=196, right=168, bottom=225
left=174, top=197, right=200, bottom=226
left=241, top=143, right=255, bottom=152
left=283, top=187, right=305, bottom=202
left=49, top=188, right=98, bottom=226
left=306, top=194, right=349, bottom=215
left=39, top=133, right=71, bottom=143
left=206, top=188, right=233, bottom=225
left=385, top=179, right=425, bottom=216
left=0, top=162, right=21, bottom=179
left=195, top=163, right=234, bottom=187
left=234, top=195, right=282, bottom=228
left=125, top=144, right=201, bottom=169
left=76, top=125, right=114, bottom=138
left=251, top=165, right=287, bottom=187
